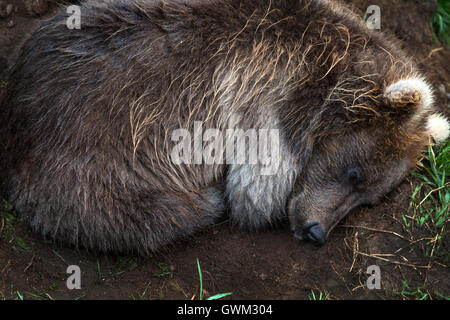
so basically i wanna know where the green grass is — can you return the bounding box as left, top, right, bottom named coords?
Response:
left=308, top=290, right=330, bottom=300
left=0, top=200, right=30, bottom=253
left=391, top=281, right=429, bottom=300
left=431, top=0, right=450, bottom=47
left=154, top=261, right=173, bottom=278
left=93, top=256, right=141, bottom=284
left=24, top=282, right=58, bottom=300
left=389, top=281, right=450, bottom=300
left=408, top=140, right=449, bottom=263
left=196, top=258, right=232, bottom=300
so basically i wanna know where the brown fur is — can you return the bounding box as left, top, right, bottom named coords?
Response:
left=0, top=0, right=436, bottom=253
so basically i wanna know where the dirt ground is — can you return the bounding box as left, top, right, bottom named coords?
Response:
left=0, top=0, right=449, bottom=300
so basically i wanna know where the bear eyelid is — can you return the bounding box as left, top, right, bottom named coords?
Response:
left=347, top=167, right=362, bottom=186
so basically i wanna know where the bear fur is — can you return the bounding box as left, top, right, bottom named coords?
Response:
left=0, top=0, right=448, bottom=253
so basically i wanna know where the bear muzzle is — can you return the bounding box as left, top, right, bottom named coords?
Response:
left=293, top=221, right=326, bottom=246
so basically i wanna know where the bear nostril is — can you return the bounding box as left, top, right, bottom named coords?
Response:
left=302, top=222, right=326, bottom=246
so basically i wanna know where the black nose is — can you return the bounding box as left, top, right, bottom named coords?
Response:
left=300, top=222, right=326, bottom=246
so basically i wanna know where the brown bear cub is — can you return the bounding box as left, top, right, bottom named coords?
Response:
left=1, top=0, right=448, bottom=253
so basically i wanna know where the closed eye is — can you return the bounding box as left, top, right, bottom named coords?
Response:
left=347, top=167, right=362, bottom=188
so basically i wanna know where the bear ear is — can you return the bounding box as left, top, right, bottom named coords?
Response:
left=426, top=113, right=450, bottom=143
left=383, top=78, right=433, bottom=111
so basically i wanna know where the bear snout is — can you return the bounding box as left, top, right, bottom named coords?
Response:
left=294, top=221, right=326, bottom=246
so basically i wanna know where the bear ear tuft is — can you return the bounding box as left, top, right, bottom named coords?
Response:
left=426, top=113, right=450, bottom=143
left=383, top=78, right=433, bottom=111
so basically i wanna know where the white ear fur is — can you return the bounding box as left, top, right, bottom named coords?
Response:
left=384, top=77, right=434, bottom=111
left=427, top=113, right=450, bottom=143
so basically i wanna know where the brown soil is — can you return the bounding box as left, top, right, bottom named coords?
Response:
left=0, top=0, right=449, bottom=300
